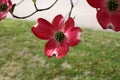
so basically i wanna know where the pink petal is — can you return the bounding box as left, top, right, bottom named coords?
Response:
left=7, top=0, right=12, bottom=10
left=45, top=39, right=69, bottom=58
left=65, top=27, right=82, bottom=46
left=0, top=0, right=4, bottom=3
left=45, top=39, right=58, bottom=58
left=56, top=42, right=69, bottom=58
left=52, top=14, right=63, bottom=30
left=0, top=13, right=7, bottom=19
left=111, top=11, right=120, bottom=31
left=63, top=17, right=74, bottom=32
left=86, top=0, right=106, bottom=8
left=97, top=8, right=111, bottom=29
left=32, top=18, right=54, bottom=40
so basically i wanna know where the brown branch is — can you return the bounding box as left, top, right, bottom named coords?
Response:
left=11, top=0, right=58, bottom=19
left=69, top=0, right=79, bottom=17
left=69, top=0, right=74, bottom=17
left=34, top=2, right=38, bottom=10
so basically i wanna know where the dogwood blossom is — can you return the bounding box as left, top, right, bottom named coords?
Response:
left=87, top=0, right=120, bottom=31
left=32, top=14, right=82, bottom=58
left=0, top=0, right=12, bottom=21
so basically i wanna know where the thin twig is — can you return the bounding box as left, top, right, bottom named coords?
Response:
left=16, top=0, right=24, bottom=6
left=11, top=0, right=58, bottom=19
left=69, top=0, right=74, bottom=17
left=34, top=2, right=38, bottom=10
left=69, top=0, right=79, bottom=17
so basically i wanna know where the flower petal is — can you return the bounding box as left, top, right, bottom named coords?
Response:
left=7, top=0, right=12, bottom=10
left=97, top=8, right=111, bottom=29
left=52, top=14, right=63, bottom=30
left=32, top=18, right=54, bottom=40
left=63, top=17, right=74, bottom=32
left=0, top=13, right=7, bottom=19
left=56, top=42, right=69, bottom=58
left=65, top=27, right=82, bottom=46
left=45, top=39, right=58, bottom=58
left=111, top=11, right=120, bottom=31
left=87, top=0, right=106, bottom=8
left=45, top=39, right=69, bottom=58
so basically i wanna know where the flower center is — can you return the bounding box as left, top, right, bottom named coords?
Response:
left=0, top=3, right=8, bottom=11
left=107, top=0, right=119, bottom=11
left=55, top=31, right=65, bottom=42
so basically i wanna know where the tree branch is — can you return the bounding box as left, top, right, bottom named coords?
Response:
left=69, top=0, right=79, bottom=17
left=11, top=0, right=58, bottom=19
left=69, top=0, right=74, bottom=17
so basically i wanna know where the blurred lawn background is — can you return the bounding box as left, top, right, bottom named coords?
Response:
left=0, top=19, right=120, bottom=80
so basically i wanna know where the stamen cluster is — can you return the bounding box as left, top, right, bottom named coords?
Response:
left=0, top=3, right=8, bottom=11
left=107, top=0, right=119, bottom=11
left=55, top=31, right=65, bottom=42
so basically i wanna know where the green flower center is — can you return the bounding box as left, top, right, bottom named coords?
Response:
left=55, top=31, right=65, bottom=42
left=107, top=0, right=119, bottom=11
left=0, top=3, right=8, bottom=11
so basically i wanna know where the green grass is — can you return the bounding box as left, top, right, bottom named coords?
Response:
left=0, top=19, right=120, bottom=80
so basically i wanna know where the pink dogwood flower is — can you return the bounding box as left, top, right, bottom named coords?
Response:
left=0, top=0, right=12, bottom=21
left=32, top=14, right=82, bottom=58
left=87, top=0, right=120, bottom=32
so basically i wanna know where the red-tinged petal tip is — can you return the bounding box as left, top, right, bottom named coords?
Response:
left=45, top=40, right=58, bottom=58
left=45, top=39, right=69, bottom=58
left=65, top=27, right=82, bottom=46
left=97, top=8, right=111, bottom=30
left=56, top=43, right=69, bottom=58
left=111, top=12, right=120, bottom=32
